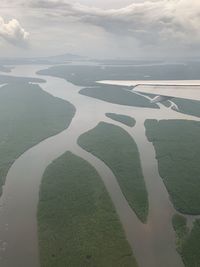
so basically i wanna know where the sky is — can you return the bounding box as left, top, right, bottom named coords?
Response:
left=1, top=0, right=200, bottom=59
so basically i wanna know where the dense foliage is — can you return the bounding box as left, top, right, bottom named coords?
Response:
left=78, top=122, right=148, bottom=222
left=38, top=63, right=200, bottom=87
left=145, top=119, right=200, bottom=215
left=173, top=215, right=200, bottom=267
left=38, top=152, right=137, bottom=267
left=0, top=74, right=44, bottom=84
left=173, top=98, right=200, bottom=118
left=106, top=113, right=136, bottom=127
left=0, top=82, right=75, bottom=196
left=80, top=85, right=158, bottom=108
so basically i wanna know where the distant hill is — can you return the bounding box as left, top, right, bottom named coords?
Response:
left=0, top=53, right=86, bottom=65
left=48, top=53, right=86, bottom=61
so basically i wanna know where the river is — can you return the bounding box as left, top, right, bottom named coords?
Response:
left=0, top=65, right=199, bottom=267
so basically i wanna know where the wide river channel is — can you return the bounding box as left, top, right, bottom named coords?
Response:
left=0, top=65, right=199, bottom=267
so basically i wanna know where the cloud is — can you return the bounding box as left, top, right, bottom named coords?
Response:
left=29, top=0, right=70, bottom=8
left=0, top=16, right=29, bottom=47
left=29, top=0, right=200, bottom=48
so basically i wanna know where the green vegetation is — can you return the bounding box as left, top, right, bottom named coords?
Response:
left=160, top=87, right=200, bottom=118
left=38, top=65, right=158, bottom=109
left=38, top=63, right=200, bottom=87
left=106, top=113, right=136, bottom=127
left=180, top=220, right=200, bottom=267
left=80, top=85, right=158, bottom=108
left=95, top=59, right=162, bottom=65
left=145, top=119, right=200, bottom=215
left=0, top=74, right=44, bottom=84
left=78, top=122, right=148, bottom=222
left=172, top=215, right=200, bottom=267
left=172, top=98, right=200, bottom=118
left=162, top=100, right=172, bottom=108
left=38, top=151, right=137, bottom=267
left=0, top=66, right=11, bottom=73
left=0, top=82, right=75, bottom=196
left=172, top=214, right=189, bottom=252
left=38, top=65, right=144, bottom=86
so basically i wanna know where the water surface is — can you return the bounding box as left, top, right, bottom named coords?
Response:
left=0, top=65, right=199, bottom=267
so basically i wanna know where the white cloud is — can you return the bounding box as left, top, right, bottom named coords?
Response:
left=2, top=0, right=200, bottom=57
left=29, top=0, right=200, bottom=48
left=0, top=16, right=29, bottom=47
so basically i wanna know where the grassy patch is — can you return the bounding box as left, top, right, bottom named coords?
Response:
left=0, top=82, right=75, bottom=196
left=172, top=215, right=200, bottom=267
left=145, top=119, right=200, bottom=215
left=106, top=113, right=136, bottom=127
left=38, top=151, right=137, bottom=267
left=78, top=122, right=148, bottom=223
left=80, top=85, right=158, bottom=108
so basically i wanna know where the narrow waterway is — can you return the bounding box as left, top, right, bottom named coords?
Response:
left=0, top=65, right=199, bottom=267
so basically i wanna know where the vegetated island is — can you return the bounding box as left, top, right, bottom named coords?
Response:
left=172, top=98, right=200, bottom=118
left=37, top=63, right=200, bottom=87
left=0, top=74, right=45, bottom=84
left=172, top=214, right=200, bottom=267
left=145, top=119, right=200, bottom=215
left=38, top=151, right=138, bottom=267
left=162, top=100, right=172, bottom=108
left=37, top=65, right=150, bottom=87
left=38, top=66, right=158, bottom=109
left=78, top=122, right=148, bottom=223
left=0, top=65, right=12, bottom=73
left=106, top=113, right=136, bottom=127
left=80, top=85, right=158, bottom=108
left=0, top=82, right=75, bottom=196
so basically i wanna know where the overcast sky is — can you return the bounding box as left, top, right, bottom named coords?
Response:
left=1, top=0, right=200, bottom=58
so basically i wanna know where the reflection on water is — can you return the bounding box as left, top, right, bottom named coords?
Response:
left=0, top=65, right=200, bottom=267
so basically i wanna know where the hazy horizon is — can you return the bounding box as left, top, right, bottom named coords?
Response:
left=1, top=0, right=200, bottom=59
